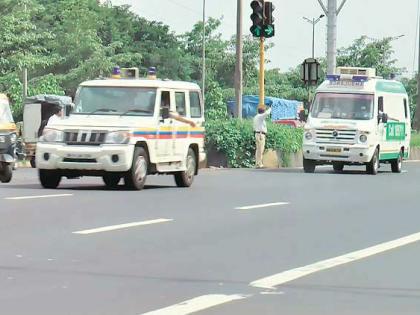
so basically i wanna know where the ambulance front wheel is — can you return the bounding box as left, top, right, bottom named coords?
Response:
left=366, top=148, right=379, bottom=175
left=124, top=147, right=148, bottom=190
left=174, top=148, right=196, bottom=187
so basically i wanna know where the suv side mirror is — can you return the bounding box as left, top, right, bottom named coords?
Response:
left=161, top=106, right=170, bottom=120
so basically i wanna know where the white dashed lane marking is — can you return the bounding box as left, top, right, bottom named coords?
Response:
left=4, top=194, right=73, bottom=200
left=73, top=218, right=173, bottom=235
left=235, top=202, right=290, bottom=210
left=140, top=294, right=248, bottom=315
left=250, top=231, right=420, bottom=289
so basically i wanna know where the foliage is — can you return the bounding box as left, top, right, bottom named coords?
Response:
left=411, top=132, right=420, bottom=148
left=206, top=118, right=303, bottom=168
left=337, top=36, right=402, bottom=79
left=0, top=74, right=64, bottom=120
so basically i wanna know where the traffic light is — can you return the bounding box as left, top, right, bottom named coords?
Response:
left=263, top=1, right=275, bottom=38
left=250, top=0, right=264, bottom=38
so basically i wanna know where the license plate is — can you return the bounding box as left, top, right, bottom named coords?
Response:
left=66, top=153, right=92, bottom=159
left=326, top=147, right=342, bottom=153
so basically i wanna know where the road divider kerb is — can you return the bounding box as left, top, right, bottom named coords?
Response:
left=73, top=218, right=173, bottom=235
left=5, top=194, right=73, bottom=200
left=235, top=202, right=290, bottom=210
left=140, top=294, right=248, bottom=315
left=250, top=231, right=420, bottom=289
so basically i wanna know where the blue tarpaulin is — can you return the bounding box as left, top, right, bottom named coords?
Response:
left=227, top=96, right=300, bottom=120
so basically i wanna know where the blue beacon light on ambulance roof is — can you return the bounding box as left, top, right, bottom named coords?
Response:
left=112, top=66, right=121, bottom=79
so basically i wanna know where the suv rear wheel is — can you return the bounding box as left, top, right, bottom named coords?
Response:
left=174, top=148, right=196, bottom=187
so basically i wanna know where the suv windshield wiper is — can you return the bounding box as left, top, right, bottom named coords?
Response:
left=119, top=109, right=152, bottom=116
left=88, top=108, right=118, bottom=115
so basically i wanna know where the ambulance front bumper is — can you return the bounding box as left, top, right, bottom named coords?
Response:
left=303, top=143, right=376, bottom=164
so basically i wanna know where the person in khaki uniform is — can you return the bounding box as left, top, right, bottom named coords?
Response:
left=253, top=106, right=271, bottom=168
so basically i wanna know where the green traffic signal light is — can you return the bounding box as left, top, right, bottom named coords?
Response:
left=263, top=24, right=275, bottom=38
left=250, top=25, right=263, bottom=37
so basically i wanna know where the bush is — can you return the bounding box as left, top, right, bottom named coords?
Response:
left=411, top=132, right=420, bottom=148
left=205, top=118, right=303, bottom=168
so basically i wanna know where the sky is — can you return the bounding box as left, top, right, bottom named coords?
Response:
left=108, top=0, right=419, bottom=77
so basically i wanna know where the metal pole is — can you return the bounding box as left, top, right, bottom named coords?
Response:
left=259, top=37, right=265, bottom=107
left=326, top=0, right=337, bottom=75
left=202, top=0, right=206, bottom=104
left=235, top=0, right=243, bottom=119
left=312, top=18, right=315, bottom=58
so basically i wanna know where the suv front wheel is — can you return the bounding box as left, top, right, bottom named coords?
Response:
left=124, top=147, right=148, bottom=190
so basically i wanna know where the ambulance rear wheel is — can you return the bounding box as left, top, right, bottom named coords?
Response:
left=303, top=158, right=316, bottom=173
left=39, top=169, right=61, bottom=189
left=391, top=151, right=403, bottom=173
left=174, top=148, right=196, bottom=187
left=0, top=163, right=12, bottom=183
left=125, top=147, right=148, bottom=190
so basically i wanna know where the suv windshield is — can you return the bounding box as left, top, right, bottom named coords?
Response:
left=74, top=87, right=157, bottom=116
left=311, top=93, right=374, bottom=120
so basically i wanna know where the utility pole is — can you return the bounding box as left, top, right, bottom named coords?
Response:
left=235, top=0, right=243, bottom=119
left=202, top=0, right=206, bottom=104
left=317, top=0, right=348, bottom=75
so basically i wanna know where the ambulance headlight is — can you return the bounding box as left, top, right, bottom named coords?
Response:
left=40, top=128, right=64, bottom=143
left=305, top=131, right=313, bottom=140
left=359, top=134, right=368, bottom=143
left=105, top=131, right=130, bottom=144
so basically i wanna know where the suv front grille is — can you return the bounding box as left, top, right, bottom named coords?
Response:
left=315, top=129, right=357, bottom=144
left=64, top=131, right=106, bottom=145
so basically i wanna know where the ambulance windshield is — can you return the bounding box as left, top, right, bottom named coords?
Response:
left=311, top=93, right=374, bottom=120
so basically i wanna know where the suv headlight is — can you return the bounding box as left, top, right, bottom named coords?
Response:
left=105, top=131, right=130, bottom=144
left=40, top=128, right=64, bottom=143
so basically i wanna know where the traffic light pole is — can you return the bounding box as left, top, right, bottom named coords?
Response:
left=259, top=36, right=265, bottom=108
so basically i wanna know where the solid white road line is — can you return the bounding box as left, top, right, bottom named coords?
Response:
left=5, top=194, right=73, bottom=200
left=140, top=294, right=247, bottom=315
left=235, top=202, right=289, bottom=210
left=73, top=218, right=173, bottom=235
left=250, top=231, right=420, bottom=289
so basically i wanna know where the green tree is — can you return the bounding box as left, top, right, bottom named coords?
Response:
left=337, top=36, right=402, bottom=78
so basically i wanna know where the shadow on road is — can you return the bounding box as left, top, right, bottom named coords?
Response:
left=0, top=184, right=176, bottom=191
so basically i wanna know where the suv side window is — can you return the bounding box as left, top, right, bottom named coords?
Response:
left=190, top=91, right=202, bottom=118
left=175, top=92, right=186, bottom=116
left=160, top=90, right=171, bottom=116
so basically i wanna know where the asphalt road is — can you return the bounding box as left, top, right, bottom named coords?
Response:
left=1, top=162, right=420, bottom=315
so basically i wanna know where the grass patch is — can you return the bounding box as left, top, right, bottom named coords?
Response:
left=411, top=133, right=420, bottom=148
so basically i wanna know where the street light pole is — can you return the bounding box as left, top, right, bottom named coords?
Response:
left=303, top=15, right=325, bottom=59
left=235, top=0, right=243, bottom=119
left=202, top=0, right=206, bottom=104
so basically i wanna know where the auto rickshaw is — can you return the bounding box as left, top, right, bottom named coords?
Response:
left=23, top=95, right=74, bottom=168
left=0, top=94, right=17, bottom=183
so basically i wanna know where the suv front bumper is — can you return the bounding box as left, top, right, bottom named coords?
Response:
left=36, top=143, right=135, bottom=172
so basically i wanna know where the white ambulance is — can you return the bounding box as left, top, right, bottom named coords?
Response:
left=303, top=67, right=411, bottom=175
left=36, top=68, right=206, bottom=190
